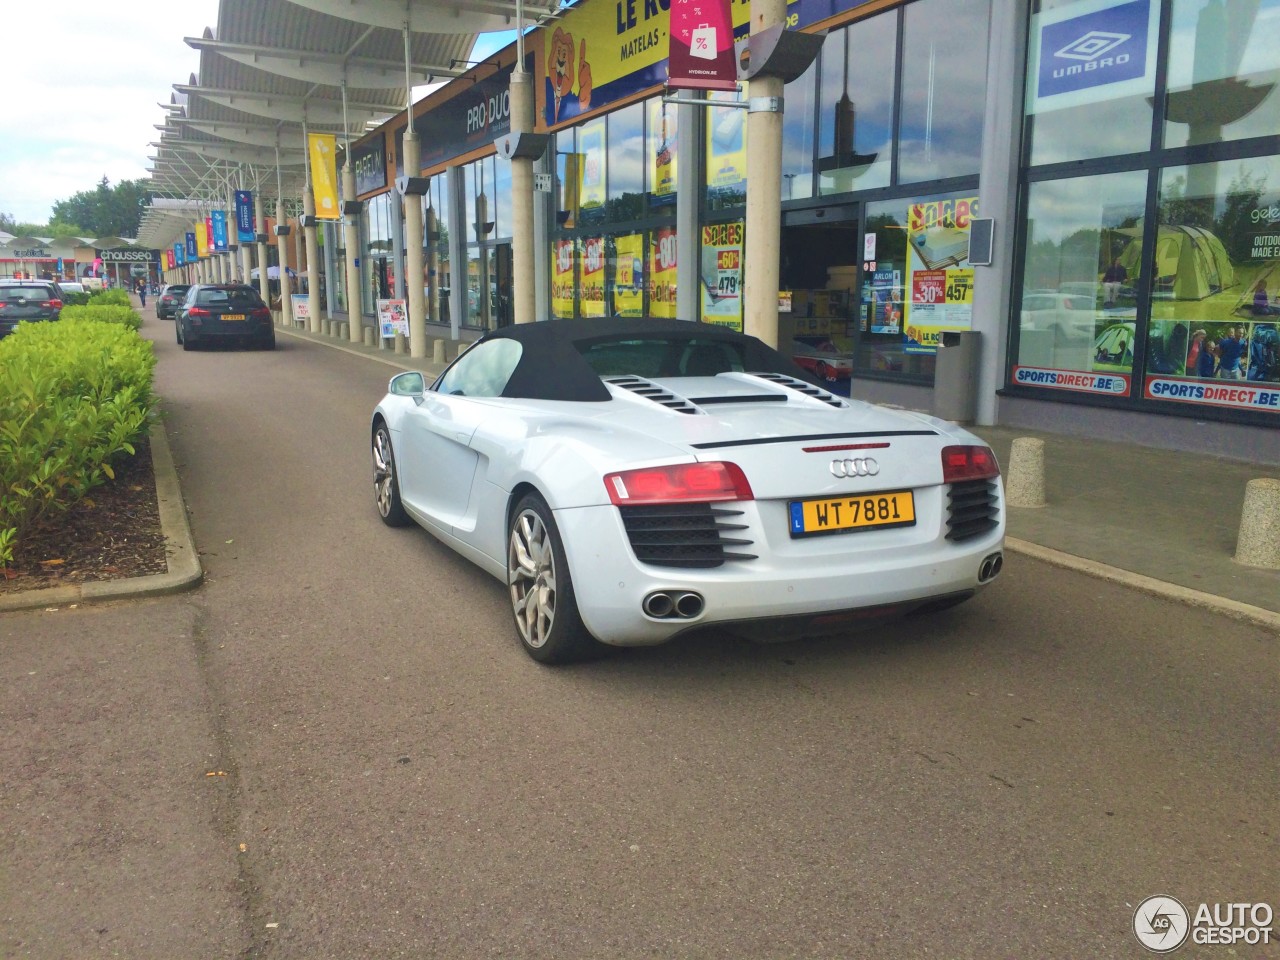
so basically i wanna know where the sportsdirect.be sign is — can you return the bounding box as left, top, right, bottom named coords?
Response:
left=99, top=248, right=159, bottom=263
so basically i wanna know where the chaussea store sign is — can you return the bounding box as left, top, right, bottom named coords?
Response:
left=99, top=248, right=159, bottom=263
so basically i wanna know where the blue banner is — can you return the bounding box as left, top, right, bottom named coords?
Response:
left=211, top=210, right=229, bottom=252
left=175, top=242, right=185, bottom=266
left=185, top=232, right=197, bottom=259
left=235, top=191, right=255, bottom=243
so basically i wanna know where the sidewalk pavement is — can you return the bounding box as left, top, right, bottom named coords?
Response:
left=4, top=320, right=1277, bottom=630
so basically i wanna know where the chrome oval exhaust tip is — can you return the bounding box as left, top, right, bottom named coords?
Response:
left=674, top=592, right=704, bottom=619
left=642, top=591, right=675, bottom=618
left=978, top=552, right=1004, bottom=583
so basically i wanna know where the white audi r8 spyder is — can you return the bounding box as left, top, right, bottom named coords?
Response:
left=371, top=318, right=1005, bottom=663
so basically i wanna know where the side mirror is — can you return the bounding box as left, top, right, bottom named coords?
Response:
left=389, top=371, right=425, bottom=396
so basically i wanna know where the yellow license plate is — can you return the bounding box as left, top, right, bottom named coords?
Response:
left=223, top=313, right=246, bottom=321
left=788, top=490, right=916, bottom=537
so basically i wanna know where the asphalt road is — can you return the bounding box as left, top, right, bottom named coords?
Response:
left=2, top=319, right=1276, bottom=959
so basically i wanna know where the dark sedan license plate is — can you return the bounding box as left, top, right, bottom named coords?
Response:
left=223, top=313, right=246, bottom=321
left=789, top=490, right=916, bottom=537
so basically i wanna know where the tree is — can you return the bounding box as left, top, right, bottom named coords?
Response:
left=50, top=176, right=151, bottom=237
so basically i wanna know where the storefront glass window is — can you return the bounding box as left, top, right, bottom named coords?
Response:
left=365, top=192, right=395, bottom=315
left=578, top=117, right=607, bottom=226
left=817, top=19, right=894, bottom=196
left=857, top=189, right=983, bottom=379
left=610, top=231, right=645, bottom=316
left=493, top=156, right=512, bottom=240
left=551, top=238, right=577, bottom=319
left=781, top=60, right=817, bottom=202
left=1023, top=0, right=1158, bottom=166
left=647, top=98, right=678, bottom=209
left=706, top=92, right=747, bottom=211
left=607, top=102, right=644, bottom=222
left=555, top=130, right=580, bottom=230
left=464, top=164, right=478, bottom=243
left=1011, top=170, right=1147, bottom=391
left=1164, top=0, right=1280, bottom=150
left=899, top=0, right=991, bottom=184
left=1143, top=155, right=1280, bottom=411
left=649, top=227, right=677, bottom=319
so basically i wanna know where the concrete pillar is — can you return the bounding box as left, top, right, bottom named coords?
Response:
left=972, top=0, right=1031, bottom=426
left=403, top=134, right=427, bottom=357
left=742, top=0, right=786, bottom=348
left=303, top=190, right=321, bottom=334
left=343, top=162, right=363, bottom=343
left=1005, top=437, right=1046, bottom=508
left=1234, top=478, right=1280, bottom=569
left=255, top=193, right=270, bottom=308
left=276, top=198, right=292, bottom=326
left=510, top=71, right=536, bottom=324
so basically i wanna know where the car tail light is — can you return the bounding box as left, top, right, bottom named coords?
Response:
left=250, top=307, right=270, bottom=320
left=47, top=299, right=62, bottom=309
left=941, top=445, right=999, bottom=483
left=187, top=307, right=211, bottom=318
left=605, top=461, right=754, bottom=505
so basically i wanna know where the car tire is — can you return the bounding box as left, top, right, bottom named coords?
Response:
left=507, top=493, right=602, bottom=664
left=175, top=320, right=182, bottom=344
left=372, top=423, right=411, bottom=527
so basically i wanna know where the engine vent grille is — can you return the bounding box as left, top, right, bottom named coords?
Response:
left=618, top=503, right=757, bottom=568
left=746, top=372, right=848, bottom=408
left=946, top=479, right=1000, bottom=542
left=604, top=376, right=700, bottom=414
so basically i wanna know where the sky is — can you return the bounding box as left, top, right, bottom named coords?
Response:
left=1, top=0, right=512, bottom=230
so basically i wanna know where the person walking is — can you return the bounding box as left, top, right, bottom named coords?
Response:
left=136, top=278, right=147, bottom=308
left=1102, top=258, right=1127, bottom=308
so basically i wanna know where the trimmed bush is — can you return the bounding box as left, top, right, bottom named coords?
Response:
left=0, top=318, right=156, bottom=569
left=60, top=303, right=142, bottom=330
left=91, top=288, right=132, bottom=308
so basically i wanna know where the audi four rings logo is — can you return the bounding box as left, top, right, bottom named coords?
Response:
left=830, top=458, right=879, bottom=478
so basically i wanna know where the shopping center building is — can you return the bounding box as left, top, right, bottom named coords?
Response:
left=151, top=0, right=1280, bottom=462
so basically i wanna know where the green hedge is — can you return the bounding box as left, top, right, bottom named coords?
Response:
left=0, top=318, right=156, bottom=569
left=90, top=288, right=132, bottom=308
left=60, top=303, right=142, bottom=330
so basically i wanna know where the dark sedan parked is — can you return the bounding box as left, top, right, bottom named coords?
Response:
left=155, top=283, right=191, bottom=320
left=175, top=284, right=275, bottom=351
left=0, top=279, right=63, bottom=339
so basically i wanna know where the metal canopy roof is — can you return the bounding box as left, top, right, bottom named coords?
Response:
left=140, top=0, right=486, bottom=252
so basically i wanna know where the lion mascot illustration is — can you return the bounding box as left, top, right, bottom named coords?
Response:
left=546, top=27, right=592, bottom=124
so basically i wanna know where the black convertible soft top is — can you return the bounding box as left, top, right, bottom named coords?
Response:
left=474, top=317, right=815, bottom=402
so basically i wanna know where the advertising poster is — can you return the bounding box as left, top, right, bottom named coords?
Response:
left=650, top=227, right=678, bottom=319
left=706, top=100, right=746, bottom=199
left=552, top=238, right=577, bottom=318
left=234, top=191, right=255, bottom=244
left=537, top=0, right=836, bottom=128
left=868, top=267, right=902, bottom=334
left=581, top=235, right=607, bottom=317
left=211, top=210, right=229, bottom=252
left=578, top=119, right=606, bottom=219
left=613, top=233, right=644, bottom=317
left=668, top=0, right=737, bottom=91
left=185, top=231, right=197, bottom=260
left=700, top=221, right=743, bottom=330
left=195, top=221, right=209, bottom=259
left=292, top=294, right=310, bottom=327
left=377, top=299, right=409, bottom=338
left=649, top=99, right=676, bottom=205
left=903, top=196, right=977, bottom=354
left=308, top=133, right=341, bottom=219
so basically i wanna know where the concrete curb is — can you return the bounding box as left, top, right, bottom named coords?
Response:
left=0, top=421, right=203, bottom=614
left=1004, top=537, right=1280, bottom=632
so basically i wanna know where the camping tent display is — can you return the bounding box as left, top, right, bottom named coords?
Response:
left=1116, top=225, right=1235, bottom=301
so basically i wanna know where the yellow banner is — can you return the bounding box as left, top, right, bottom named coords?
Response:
left=309, top=133, right=341, bottom=220
left=649, top=227, right=677, bottom=319
left=613, top=233, right=644, bottom=317
left=581, top=235, right=606, bottom=317
left=195, top=219, right=209, bottom=259
left=552, top=239, right=577, bottom=318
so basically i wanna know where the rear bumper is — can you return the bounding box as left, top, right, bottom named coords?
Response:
left=556, top=501, right=1004, bottom=646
